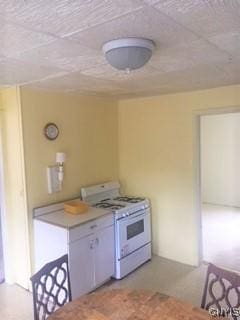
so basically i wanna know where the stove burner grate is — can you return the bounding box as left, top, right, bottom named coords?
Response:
left=94, top=202, right=125, bottom=210
left=114, top=196, right=145, bottom=203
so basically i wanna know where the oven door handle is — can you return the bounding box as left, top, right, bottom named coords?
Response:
left=118, top=210, right=148, bottom=223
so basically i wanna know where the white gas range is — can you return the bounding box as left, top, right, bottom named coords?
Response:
left=81, top=181, right=152, bottom=279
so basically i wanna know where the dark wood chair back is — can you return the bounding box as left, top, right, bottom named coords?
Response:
left=30, top=254, right=72, bottom=320
left=201, top=263, right=240, bottom=319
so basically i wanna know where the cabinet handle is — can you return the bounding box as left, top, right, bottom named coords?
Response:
left=90, top=224, right=97, bottom=229
left=95, top=238, right=99, bottom=246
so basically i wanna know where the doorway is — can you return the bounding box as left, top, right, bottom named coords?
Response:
left=200, top=112, right=240, bottom=272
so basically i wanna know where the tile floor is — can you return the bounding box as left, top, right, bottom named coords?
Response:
left=103, top=255, right=207, bottom=307
left=202, top=203, right=240, bottom=272
left=0, top=281, right=33, bottom=320
left=0, top=255, right=208, bottom=320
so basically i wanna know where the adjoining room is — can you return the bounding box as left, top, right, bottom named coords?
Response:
left=201, top=112, right=240, bottom=272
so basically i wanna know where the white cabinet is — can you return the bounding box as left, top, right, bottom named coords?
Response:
left=94, top=225, right=114, bottom=286
left=34, top=213, right=114, bottom=299
left=69, top=234, right=95, bottom=297
left=69, top=224, right=114, bottom=298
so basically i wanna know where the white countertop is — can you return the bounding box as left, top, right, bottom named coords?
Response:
left=34, top=206, right=112, bottom=229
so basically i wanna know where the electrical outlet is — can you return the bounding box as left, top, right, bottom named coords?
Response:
left=47, top=165, right=61, bottom=194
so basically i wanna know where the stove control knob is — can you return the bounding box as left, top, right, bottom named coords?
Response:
left=122, top=213, right=126, bottom=218
left=126, top=212, right=129, bottom=216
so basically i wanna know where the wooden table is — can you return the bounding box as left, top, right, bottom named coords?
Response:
left=49, top=289, right=211, bottom=320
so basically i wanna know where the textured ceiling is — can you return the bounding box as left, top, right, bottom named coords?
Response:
left=0, top=0, right=239, bottom=98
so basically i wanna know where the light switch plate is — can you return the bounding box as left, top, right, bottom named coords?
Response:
left=47, top=165, right=60, bottom=194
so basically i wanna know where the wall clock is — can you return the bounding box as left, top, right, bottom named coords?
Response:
left=44, top=123, right=59, bottom=140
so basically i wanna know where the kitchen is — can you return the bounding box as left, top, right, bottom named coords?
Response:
left=34, top=181, right=151, bottom=298
left=0, top=1, right=240, bottom=319
left=1, top=85, right=237, bottom=290
left=1, top=82, right=240, bottom=320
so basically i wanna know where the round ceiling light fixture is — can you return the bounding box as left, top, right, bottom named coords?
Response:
left=102, top=37, right=155, bottom=72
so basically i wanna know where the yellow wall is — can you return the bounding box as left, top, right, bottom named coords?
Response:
left=0, top=87, right=30, bottom=288
left=20, top=88, right=118, bottom=271
left=118, top=84, right=240, bottom=266
left=1, top=83, right=240, bottom=286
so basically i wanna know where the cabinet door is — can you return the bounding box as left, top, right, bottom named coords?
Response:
left=94, top=225, right=114, bottom=287
left=69, top=235, right=94, bottom=299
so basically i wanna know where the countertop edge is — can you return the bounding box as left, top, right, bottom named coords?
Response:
left=34, top=211, right=113, bottom=230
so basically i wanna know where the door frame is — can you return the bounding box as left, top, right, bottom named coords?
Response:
left=0, top=87, right=31, bottom=288
left=0, top=118, right=10, bottom=283
left=195, top=105, right=240, bottom=265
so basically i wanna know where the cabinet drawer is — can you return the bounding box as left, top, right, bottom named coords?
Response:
left=94, top=213, right=114, bottom=231
left=69, top=213, right=114, bottom=243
